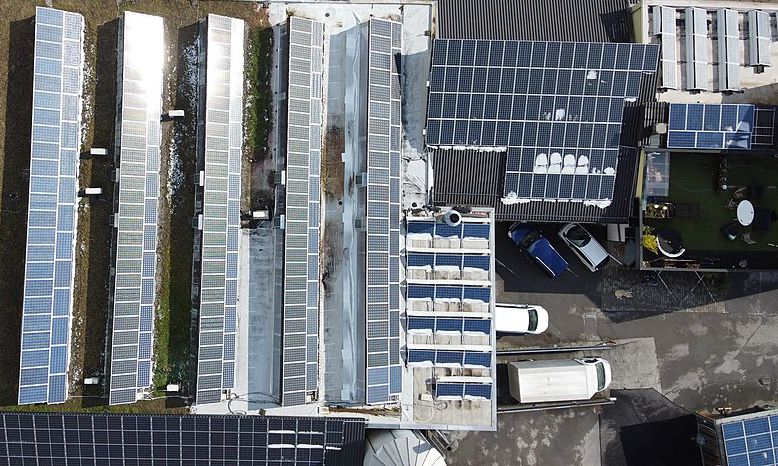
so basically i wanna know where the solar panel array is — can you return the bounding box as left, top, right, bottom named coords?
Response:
left=108, top=11, right=163, bottom=406
left=652, top=6, right=678, bottom=90
left=717, top=9, right=741, bottom=92
left=685, top=8, right=709, bottom=91
left=407, top=316, right=491, bottom=334
left=407, top=284, right=491, bottom=302
left=425, top=40, right=659, bottom=202
left=196, top=14, right=245, bottom=405
left=0, top=412, right=366, bottom=465
left=435, top=382, right=492, bottom=399
left=364, top=18, right=403, bottom=405
left=748, top=10, right=772, bottom=67
left=720, top=412, right=778, bottom=466
left=18, top=6, right=84, bottom=405
left=407, top=252, right=490, bottom=271
left=667, top=103, right=754, bottom=150
left=282, top=16, right=323, bottom=407
left=407, top=349, right=491, bottom=367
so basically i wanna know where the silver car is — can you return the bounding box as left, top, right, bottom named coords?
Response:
left=558, top=223, right=609, bottom=272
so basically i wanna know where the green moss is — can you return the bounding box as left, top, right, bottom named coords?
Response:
left=244, top=26, right=274, bottom=162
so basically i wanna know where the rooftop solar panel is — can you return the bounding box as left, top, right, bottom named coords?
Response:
left=195, top=14, right=245, bottom=405
left=0, top=412, right=366, bottom=465
left=365, top=18, right=403, bottom=405
left=425, top=39, right=659, bottom=203
left=667, top=103, right=754, bottom=150
left=108, top=11, right=164, bottom=406
left=720, top=412, right=778, bottom=466
left=435, top=382, right=492, bottom=399
left=685, top=7, right=709, bottom=91
left=19, top=6, right=84, bottom=405
left=748, top=10, right=772, bottom=67
left=282, top=16, right=323, bottom=407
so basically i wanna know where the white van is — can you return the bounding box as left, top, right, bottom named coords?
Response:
left=494, top=304, right=549, bottom=334
left=507, top=357, right=612, bottom=403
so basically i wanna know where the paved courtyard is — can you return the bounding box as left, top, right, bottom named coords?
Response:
left=447, top=222, right=778, bottom=466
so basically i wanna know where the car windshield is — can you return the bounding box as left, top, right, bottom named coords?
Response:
left=520, top=229, right=540, bottom=248
left=527, top=310, right=538, bottom=332
left=596, top=362, right=606, bottom=391
left=566, top=225, right=591, bottom=248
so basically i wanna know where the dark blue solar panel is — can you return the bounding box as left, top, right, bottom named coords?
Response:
left=721, top=414, right=778, bottom=466
left=464, top=352, right=491, bottom=367
left=436, top=383, right=463, bottom=397
left=407, top=221, right=434, bottom=235
left=463, top=319, right=491, bottom=334
left=463, top=383, right=492, bottom=398
left=436, top=351, right=464, bottom=365
left=407, top=317, right=434, bottom=330
left=426, top=40, right=659, bottom=202
left=436, top=318, right=463, bottom=332
left=0, top=413, right=365, bottom=464
left=667, top=103, right=754, bottom=150
left=408, top=350, right=435, bottom=363
left=407, top=253, right=434, bottom=267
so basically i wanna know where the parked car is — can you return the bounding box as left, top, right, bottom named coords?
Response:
left=507, top=357, right=612, bottom=403
left=494, top=304, right=549, bottom=334
left=508, top=223, right=568, bottom=278
left=557, top=223, right=609, bottom=272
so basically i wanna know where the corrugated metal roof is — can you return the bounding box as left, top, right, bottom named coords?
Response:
left=431, top=148, right=640, bottom=223
left=437, top=0, right=634, bottom=42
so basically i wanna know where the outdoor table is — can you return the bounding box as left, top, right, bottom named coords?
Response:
left=737, top=200, right=755, bottom=226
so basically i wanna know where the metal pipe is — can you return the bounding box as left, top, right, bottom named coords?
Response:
left=424, top=429, right=454, bottom=452
left=497, top=397, right=616, bottom=414
left=496, top=342, right=613, bottom=355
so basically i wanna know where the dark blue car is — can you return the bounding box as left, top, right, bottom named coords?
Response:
left=508, top=223, right=568, bottom=278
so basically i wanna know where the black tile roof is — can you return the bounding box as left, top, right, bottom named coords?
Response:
left=437, top=0, right=634, bottom=43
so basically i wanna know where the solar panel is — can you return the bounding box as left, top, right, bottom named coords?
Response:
left=18, top=7, right=84, bottom=405
left=195, top=14, right=245, bottom=405
left=685, top=7, right=709, bottom=91
left=407, top=316, right=491, bottom=334
left=720, top=412, right=778, bottom=466
left=425, top=39, right=659, bottom=203
left=748, top=10, right=772, bottom=67
left=667, top=103, right=754, bottom=150
left=282, top=16, right=323, bottom=407
left=717, top=9, right=741, bottom=92
left=652, top=6, right=678, bottom=90
left=753, top=107, right=776, bottom=146
left=407, top=349, right=492, bottom=367
left=365, top=19, right=403, bottom=405
left=435, top=382, right=492, bottom=399
left=0, top=412, right=366, bottom=464
left=107, top=11, right=163, bottom=406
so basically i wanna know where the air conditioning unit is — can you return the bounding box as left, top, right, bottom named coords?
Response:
left=354, top=217, right=366, bottom=230
left=275, top=170, right=286, bottom=185
left=90, top=148, right=108, bottom=156
left=198, top=170, right=205, bottom=187
left=274, top=214, right=286, bottom=229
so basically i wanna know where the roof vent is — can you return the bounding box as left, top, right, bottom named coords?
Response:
left=443, top=210, right=461, bottom=227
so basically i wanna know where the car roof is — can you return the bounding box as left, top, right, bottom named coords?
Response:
left=577, top=234, right=609, bottom=266
left=527, top=237, right=568, bottom=277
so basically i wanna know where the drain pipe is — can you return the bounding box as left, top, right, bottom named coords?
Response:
left=424, top=429, right=455, bottom=453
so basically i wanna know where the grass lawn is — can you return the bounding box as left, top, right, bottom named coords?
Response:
left=644, top=152, right=778, bottom=252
